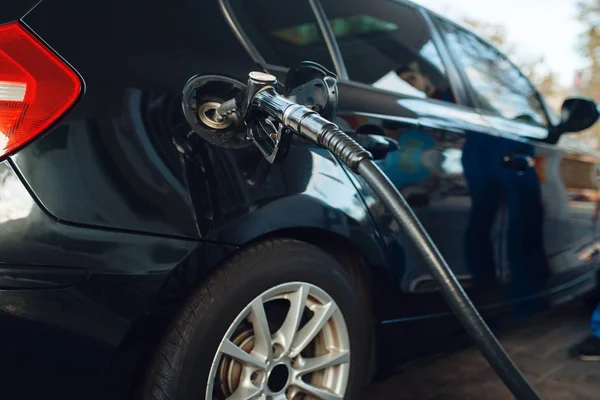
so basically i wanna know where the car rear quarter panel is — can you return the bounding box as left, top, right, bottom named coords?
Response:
left=3, top=0, right=409, bottom=394
left=11, top=0, right=390, bottom=269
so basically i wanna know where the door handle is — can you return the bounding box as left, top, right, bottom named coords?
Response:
left=502, top=153, right=534, bottom=172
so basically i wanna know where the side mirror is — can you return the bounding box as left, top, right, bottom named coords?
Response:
left=558, top=97, right=600, bottom=133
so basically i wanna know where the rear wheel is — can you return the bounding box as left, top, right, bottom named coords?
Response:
left=142, top=239, right=372, bottom=400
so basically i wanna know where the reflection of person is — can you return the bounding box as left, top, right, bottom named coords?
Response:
left=462, top=132, right=550, bottom=315
left=395, top=61, right=453, bottom=103
left=377, top=129, right=436, bottom=188
left=569, top=304, right=600, bottom=361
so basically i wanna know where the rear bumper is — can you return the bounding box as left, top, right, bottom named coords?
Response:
left=0, top=273, right=171, bottom=399
left=0, top=160, right=233, bottom=398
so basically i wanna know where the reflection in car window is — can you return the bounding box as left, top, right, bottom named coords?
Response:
left=419, top=41, right=446, bottom=74
left=321, top=0, right=455, bottom=103
left=436, top=18, right=548, bottom=127
left=229, top=0, right=335, bottom=72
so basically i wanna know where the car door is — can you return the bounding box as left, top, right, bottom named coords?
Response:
left=318, top=0, right=510, bottom=308
left=434, top=15, right=600, bottom=308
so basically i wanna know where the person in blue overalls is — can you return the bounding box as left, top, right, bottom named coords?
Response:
left=570, top=305, right=600, bottom=361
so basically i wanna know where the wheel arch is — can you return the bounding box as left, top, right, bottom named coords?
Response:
left=114, top=198, right=402, bottom=393
left=255, top=226, right=397, bottom=313
left=210, top=192, right=397, bottom=287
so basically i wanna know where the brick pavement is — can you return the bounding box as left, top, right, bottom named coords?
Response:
left=366, top=304, right=600, bottom=399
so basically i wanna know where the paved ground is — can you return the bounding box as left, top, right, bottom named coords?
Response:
left=367, top=303, right=600, bottom=399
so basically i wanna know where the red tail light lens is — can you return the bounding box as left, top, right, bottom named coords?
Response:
left=0, top=22, right=81, bottom=157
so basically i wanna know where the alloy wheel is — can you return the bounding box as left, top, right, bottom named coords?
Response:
left=206, top=282, right=351, bottom=399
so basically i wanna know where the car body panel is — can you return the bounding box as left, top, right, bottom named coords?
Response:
left=0, top=160, right=235, bottom=398
left=14, top=0, right=255, bottom=239
left=485, top=115, right=600, bottom=283
left=427, top=9, right=600, bottom=303
left=334, top=82, right=503, bottom=296
left=15, top=1, right=394, bottom=281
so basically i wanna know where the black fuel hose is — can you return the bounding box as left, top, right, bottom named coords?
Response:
left=357, top=158, right=541, bottom=400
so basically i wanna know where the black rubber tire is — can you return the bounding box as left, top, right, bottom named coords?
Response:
left=141, top=238, right=372, bottom=400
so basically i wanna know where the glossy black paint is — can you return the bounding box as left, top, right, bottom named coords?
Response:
left=15, top=0, right=395, bottom=276
left=0, top=161, right=237, bottom=398
left=335, top=83, right=498, bottom=300
left=1, top=0, right=38, bottom=24
left=0, top=0, right=597, bottom=398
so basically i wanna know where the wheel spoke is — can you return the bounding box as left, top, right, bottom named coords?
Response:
left=227, top=382, right=263, bottom=400
left=274, top=285, right=310, bottom=353
left=221, top=339, right=267, bottom=370
left=293, top=379, right=343, bottom=400
left=289, top=301, right=337, bottom=358
left=296, top=349, right=349, bottom=375
left=250, top=296, right=273, bottom=362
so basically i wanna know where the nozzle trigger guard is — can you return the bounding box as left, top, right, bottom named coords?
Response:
left=247, top=117, right=291, bottom=164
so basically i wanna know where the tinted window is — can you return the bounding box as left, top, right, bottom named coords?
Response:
left=321, top=0, right=455, bottom=103
left=229, top=0, right=335, bottom=72
left=436, top=18, right=548, bottom=126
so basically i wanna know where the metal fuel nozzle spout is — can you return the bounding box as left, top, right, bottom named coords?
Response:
left=219, top=66, right=371, bottom=170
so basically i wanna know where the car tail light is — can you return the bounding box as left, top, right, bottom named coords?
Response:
left=0, top=22, right=80, bottom=157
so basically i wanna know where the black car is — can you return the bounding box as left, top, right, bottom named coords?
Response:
left=2, top=0, right=599, bottom=399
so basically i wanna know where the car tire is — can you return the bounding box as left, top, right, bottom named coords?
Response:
left=142, top=238, right=372, bottom=400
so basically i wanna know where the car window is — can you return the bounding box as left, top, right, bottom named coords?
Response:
left=229, top=0, right=335, bottom=72
left=320, top=0, right=455, bottom=104
left=435, top=17, right=548, bottom=127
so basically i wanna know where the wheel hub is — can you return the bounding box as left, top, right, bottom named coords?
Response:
left=266, top=363, right=290, bottom=394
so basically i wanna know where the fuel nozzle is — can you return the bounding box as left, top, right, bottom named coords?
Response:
left=188, top=63, right=370, bottom=169
left=220, top=71, right=293, bottom=163
left=218, top=71, right=278, bottom=119
left=218, top=65, right=371, bottom=170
